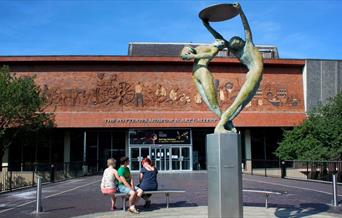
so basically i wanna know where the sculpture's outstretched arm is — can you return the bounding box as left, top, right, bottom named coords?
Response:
left=234, top=3, right=252, bottom=43
left=202, top=19, right=224, bottom=40
left=181, top=47, right=217, bottom=60
left=202, top=19, right=229, bottom=46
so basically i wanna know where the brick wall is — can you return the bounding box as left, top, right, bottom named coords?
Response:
left=1, top=56, right=306, bottom=128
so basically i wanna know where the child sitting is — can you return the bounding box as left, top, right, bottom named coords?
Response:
left=100, top=158, right=121, bottom=210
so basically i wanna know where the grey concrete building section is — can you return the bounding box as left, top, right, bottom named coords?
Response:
left=305, top=60, right=321, bottom=111
left=322, top=61, right=338, bottom=103
left=305, top=60, right=342, bottom=112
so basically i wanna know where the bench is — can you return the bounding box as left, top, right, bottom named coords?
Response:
left=243, top=189, right=287, bottom=208
left=115, top=189, right=186, bottom=211
left=114, top=188, right=284, bottom=210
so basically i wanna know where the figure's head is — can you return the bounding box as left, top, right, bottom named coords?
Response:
left=107, top=158, right=116, bottom=168
left=213, top=39, right=225, bottom=50
left=181, top=46, right=196, bottom=55
left=120, top=156, right=129, bottom=165
left=228, top=36, right=245, bottom=51
left=142, top=157, right=152, bottom=166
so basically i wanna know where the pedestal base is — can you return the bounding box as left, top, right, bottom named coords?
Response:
left=207, top=132, right=243, bottom=218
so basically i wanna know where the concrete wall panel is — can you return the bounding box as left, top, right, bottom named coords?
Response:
left=321, top=61, right=338, bottom=104
left=306, top=60, right=322, bottom=111
left=306, top=60, right=342, bottom=112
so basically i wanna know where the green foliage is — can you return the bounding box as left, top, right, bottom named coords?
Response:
left=275, top=92, right=342, bottom=161
left=0, top=66, right=54, bottom=157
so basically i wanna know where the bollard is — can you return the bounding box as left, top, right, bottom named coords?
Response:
left=50, top=164, right=55, bottom=183
left=281, top=161, right=286, bottom=178
left=36, top=176, right=43, bottom=213
left=332, top=173, right=338, bottom=207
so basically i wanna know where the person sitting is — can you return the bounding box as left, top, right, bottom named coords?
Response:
left=138, top=157, right=158, bottom=208
left=117, top=156, right=143, bottom=214
left=100, top=158, right=121, bottom=210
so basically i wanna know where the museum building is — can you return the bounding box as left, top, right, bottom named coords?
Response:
left=1, top=43, right=341, bottom=173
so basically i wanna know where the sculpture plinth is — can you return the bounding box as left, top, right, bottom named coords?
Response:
left=207, top=133, right=243, bottom=218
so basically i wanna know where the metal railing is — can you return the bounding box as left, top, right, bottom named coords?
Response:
left=0, top=161, right=100, bottom=192
left=243, top=159, right=342, bottom=182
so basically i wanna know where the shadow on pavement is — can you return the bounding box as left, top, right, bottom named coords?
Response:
left=137, top=201, right=196, bottom=212
left=274, top=203, right=330, bottom=218
left=244, top=202, right=331, bottom=218
left=44, top=206, right=75, bottom=212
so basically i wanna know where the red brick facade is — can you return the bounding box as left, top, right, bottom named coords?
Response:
left=0, top=56, right=306, bottom=128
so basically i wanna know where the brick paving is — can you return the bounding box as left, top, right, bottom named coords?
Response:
left=0, top=172, right=341, bottom=218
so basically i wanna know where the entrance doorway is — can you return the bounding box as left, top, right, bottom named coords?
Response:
left=130, top=146, right=150, bottom=171
left=129, top=145, right=192, bottom=172
left=128, top=129, right=192, bottom=172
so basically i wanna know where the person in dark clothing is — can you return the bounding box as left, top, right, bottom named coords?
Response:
left=139, top=157, right=158, bottom=208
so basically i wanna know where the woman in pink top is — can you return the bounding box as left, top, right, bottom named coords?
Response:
left=100, top=158, right=121, bottom=210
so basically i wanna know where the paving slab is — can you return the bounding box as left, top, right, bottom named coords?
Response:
left=73, top=206, right=342, bottom=218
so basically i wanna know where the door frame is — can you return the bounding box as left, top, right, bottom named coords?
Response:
left=129, top=146, right=151, bottom=171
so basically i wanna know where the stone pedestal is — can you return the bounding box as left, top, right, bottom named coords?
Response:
left=207, top=133, right=243, bottom=218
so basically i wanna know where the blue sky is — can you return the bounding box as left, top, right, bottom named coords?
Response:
left=1, top=0, right=341, bottom=59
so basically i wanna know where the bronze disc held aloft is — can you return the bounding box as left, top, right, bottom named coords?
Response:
left=199, top=3, right=239, bottom=22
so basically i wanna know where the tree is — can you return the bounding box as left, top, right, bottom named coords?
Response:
left=0, top=66, right=54, bottom=161
left=275, top=92, right=342, bottom=161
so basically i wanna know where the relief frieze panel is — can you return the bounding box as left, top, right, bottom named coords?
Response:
left=27, top=71, right=303, bottom=112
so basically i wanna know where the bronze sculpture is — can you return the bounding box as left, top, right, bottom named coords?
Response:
left=181, top=3, right=264, bottom=133
left=180, top=40, right=225, bottom=118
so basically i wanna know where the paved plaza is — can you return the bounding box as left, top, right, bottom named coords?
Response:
left=74, top=206, right=340, bottom=218
left=0, top=172, right=341, bottom=218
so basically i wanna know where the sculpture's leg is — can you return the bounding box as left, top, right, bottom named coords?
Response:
left=215, top=79, right=260, bottom=133
left=224, top=120, right=237, bottom=132
left=193, top=70, right=222, bottom=117
left=215, top=103, right=242, bottom=133
left=194, top=79, right=211, bottom=108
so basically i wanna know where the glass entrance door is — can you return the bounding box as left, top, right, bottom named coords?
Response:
left=130, top=147, right=150, bottom=171
left=151, top=147, right=170, bottom=171
left=130, top=145, right=192, bottom=171
left=181, top=147, right=191, bottom=170
left=171, top=146, right=191, bottom=171
left=171, top=147, right=180, bottom=170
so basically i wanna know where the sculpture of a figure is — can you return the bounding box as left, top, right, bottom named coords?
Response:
left=181, top=3, right=263, bottom=133
left=180, top=39, right=225, bottom=117
left=211, top=3, right=263, bottom=133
